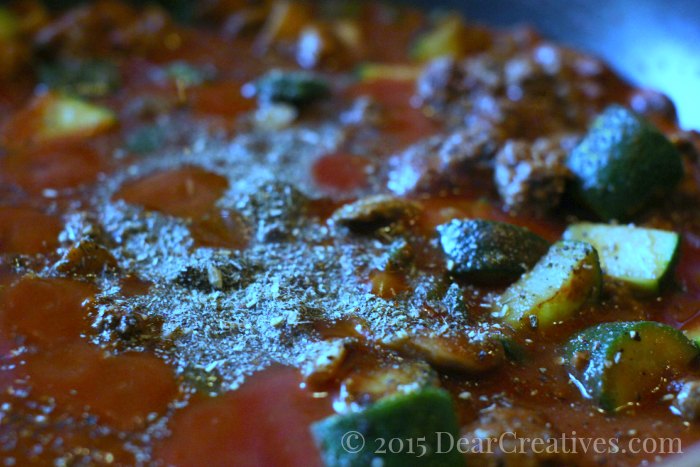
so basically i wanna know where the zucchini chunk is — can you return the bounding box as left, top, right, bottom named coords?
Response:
left=356, top=63, right=423, bottom=82
left=38, top=59, right=121, bottom=98
left=437, top=219, right=550, bottom=284
left=564, top=321, right=699, bottom=412
left=411, top=16, right=467, bottom=61
left=566, top=105, right=683, bottom=221
left=312, top=387, right=464, bottom=467
left=164, top=61, right=212, bottom=87
left=251, top=69, right=329, bottom=106
left=564, top=223, right=680, bottom=294
left=682, top=314, right=700, bottom=347
left=0, top=7, right=18, bottom=40
left=494, top=241, right=601, bottom=330
left=33, top=92, right=117, bottom=143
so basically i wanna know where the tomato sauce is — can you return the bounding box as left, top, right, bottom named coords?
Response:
left=153, top=366, right=332, bottom=467
left=0, top=1, right=698, bottom=466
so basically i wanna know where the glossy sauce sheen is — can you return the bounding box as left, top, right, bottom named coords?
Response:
left=0, top=1, right=698, bottom=466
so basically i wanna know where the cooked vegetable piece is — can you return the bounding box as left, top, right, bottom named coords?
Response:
left=356, top=63, right=422, bottom=82
left=330, top=195, right=422, bottom=232
left=386, top=332, right=505, bottom=373
left=38, top=59, right=121, bottom=97
left=16, top=92, right=117, bottom=144
left=411, top=16, right=467, bottom=61
left=566, top=105, right=683, bottom=220
left=338, top=360, right=438, bottom=408
left=54, top=240, right=119, bottom=276
left=437, top=219, right=550, bottom=284
left=685, top=321, right=700, bottom=347
left=564, top=223, right=680, bottom=294
left=564, top=321, right=699, bottom=412
left=0, top=7, right=18, bottom=39
left=164, top=61, right=212, bottom=87
left=495, top=241, right=601, bottom=330
left=499, top=337, right=528, bottom=363
left=301, top=338, right=352, bottom=389
left=251, top=69, right=329, bottom=106
left=312, top=387, right=464, bottom=467
left=126, top=124, right=165, bottom=154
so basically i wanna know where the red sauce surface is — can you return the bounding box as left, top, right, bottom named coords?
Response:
left=115, top=166, right=229, bottom=218
left=312, top=152, right=371, bottom=193
left=2, top=142, right=110, bottom=193
left=0, top=206, right=62, bottom=255
left=153, top=366, right=332, bottom=467
left=0, top=277, right=96, bottom=348
left=0, top=1, right=697, bottom=466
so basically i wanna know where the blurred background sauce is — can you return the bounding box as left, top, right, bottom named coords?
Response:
left=406, top=0, right=700, bottom=129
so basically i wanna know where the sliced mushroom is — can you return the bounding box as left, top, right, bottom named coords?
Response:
left=301, top=338, right=354, bottom=389
left=337, top=358, right=438, bottom=410
left=329, top=195, right=422, bottom=232
left=54, top=240, right=119, bottom=276
left=385, top=331, right=504, bottom=373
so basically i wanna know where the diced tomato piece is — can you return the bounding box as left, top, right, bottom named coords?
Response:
left=115, top=166, right=229, bottom=218
left=312, top=152, right=370, bottom=193
left=25, top=342, right=178, bottom=431
left=1, top=142, right=108, bottom=193
left=0, top=206, right=61, bottom=254
left=189, top=81, right=256, bottom=118
left=119, top=275, right=152, bottom=297
left=370, top=270, right=409, bottom=299
left=1, top=91, right=117, bottom=148
left=0, top=277, right=96, bottom=348
left=189, top=208, right=249, bottom=249
left=153, top=366, right=332, bottom=467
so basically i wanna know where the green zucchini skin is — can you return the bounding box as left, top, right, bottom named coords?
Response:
left=564, top=223, right=680, bottom=294
left=311, top=387, right=464, bottom=467
left=566, top=105, right=683, bottom=221
left=684, top=320, right=700, bottom=347
left=253, top=69, right=330, bottom=106
left=495, top=241, right=601, bottom=330
left=564, top=321, right=699, bottom=412
left=37, top=59, right=121, bottom=98
left=437, top=219, right=550, bottom=284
